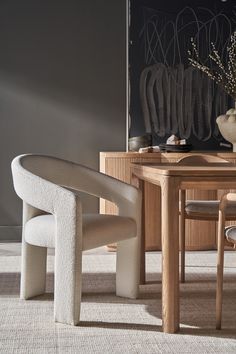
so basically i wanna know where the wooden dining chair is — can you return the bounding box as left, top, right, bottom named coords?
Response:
left=178, top=154, right=236, bottom=283
left=216, top=192, right=236, bottom=329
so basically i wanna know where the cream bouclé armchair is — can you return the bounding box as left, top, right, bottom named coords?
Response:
left=11, top=154, right=141, bottom=326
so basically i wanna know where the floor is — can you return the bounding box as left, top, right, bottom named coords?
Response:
left=0, top=242, right=108, bottom=256
left=0, top=243, right=236, bottom=353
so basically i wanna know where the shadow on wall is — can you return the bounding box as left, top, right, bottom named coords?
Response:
left=0, top=0, right=127, bottom=228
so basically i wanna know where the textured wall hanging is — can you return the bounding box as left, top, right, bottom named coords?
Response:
left=130, top=1, right=236, bottom=147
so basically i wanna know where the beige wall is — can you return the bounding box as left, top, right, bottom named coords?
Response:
left=0, top=0, right=127, bottom=240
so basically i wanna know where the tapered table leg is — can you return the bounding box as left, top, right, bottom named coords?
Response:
left=161, top=176, right=180, bottom=333
left=131, top=174, right=145, bottom=284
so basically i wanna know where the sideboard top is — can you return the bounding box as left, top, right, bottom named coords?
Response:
left=100, top=151, right=236, bottom=159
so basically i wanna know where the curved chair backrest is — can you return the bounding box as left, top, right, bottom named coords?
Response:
left=11, top=154, right=139, bottom=215
left=177, top=154, right=230, bottom=166
left=13, top=154, right=116, bottom=193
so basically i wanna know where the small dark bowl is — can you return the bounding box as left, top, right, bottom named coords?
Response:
left=128, top=134, right=152, bottom=151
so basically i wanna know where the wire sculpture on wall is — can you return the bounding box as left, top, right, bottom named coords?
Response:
left=139, top=6, right=236, bottom=141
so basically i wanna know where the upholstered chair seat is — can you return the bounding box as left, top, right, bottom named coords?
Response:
left=185, top=200, right=236, bottom=218
left=25, top=214, right=137, bottom=250
left=224, top=226, right=236, bottom=243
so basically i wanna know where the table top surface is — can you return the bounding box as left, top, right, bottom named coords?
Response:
left=131, top=162, right=236, bottom=177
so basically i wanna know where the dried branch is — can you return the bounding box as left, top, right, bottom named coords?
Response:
left=188, top=31, right=236, bottom=101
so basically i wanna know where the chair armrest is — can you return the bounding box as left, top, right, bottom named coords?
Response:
left=68, top=163, right=141, bottom=212
left=12, top=156, right=81, bottom=216
left=75, top=172, right=141, bottom=220
left=218, top=193, right=236, bottom=243
left=219, top=192, right=236, bottom=216
left=56, top=160, right=142, bottom=220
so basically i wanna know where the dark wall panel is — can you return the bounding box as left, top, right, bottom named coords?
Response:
left=0, top=0, right=127, bottom=238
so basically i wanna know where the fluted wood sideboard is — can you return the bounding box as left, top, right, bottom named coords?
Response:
left=99, top=151, right=236, bottom=251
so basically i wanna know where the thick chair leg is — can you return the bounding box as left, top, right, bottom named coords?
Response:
left=54, top=245, right=82, bottom=326
left=116, top=237, right=140, bottom=299
left=21, top=202, right=47, bottom=299
left=20, top=240, right=47, bottom=299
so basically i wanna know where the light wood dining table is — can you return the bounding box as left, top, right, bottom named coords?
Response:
left=131, top=162, right=236, bottom=334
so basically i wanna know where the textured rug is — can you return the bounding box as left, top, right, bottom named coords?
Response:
left=0, top=246, right=236, bottom=353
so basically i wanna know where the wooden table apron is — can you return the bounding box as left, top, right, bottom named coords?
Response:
left=131, top=163, right=236, bottom=334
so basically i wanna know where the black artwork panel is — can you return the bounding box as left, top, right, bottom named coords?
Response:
left=130, top=0, right=236, bottom=150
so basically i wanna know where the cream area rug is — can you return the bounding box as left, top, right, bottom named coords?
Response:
left=0, top=244, right=236, bottom=353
